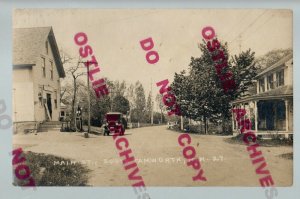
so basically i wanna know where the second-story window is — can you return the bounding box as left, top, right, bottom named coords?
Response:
left=276, top=69, right=284, bottom=87
left=50, top=61, right=53, bottom=80
left=42, top=57, right=46, bottom=77
left=259, top=78, right=265, bottom=93
left=46, top=41, right=49, bottom=54
left=267, top=74, right=274, bottom=90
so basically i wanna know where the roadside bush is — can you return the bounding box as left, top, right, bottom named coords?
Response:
left=16, top=152, right=91, bottom=186
left=168, top=122, right=232, bottom=135
left=184, top=124, right=224, bottom=135
left=226, top=134, right=293, bottom=147
left=279, top=152, right=293, bottom=160
left=188, top=125, right=202, bottom=134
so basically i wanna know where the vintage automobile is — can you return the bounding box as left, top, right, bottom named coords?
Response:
left=103, top=112, right=126, bottom=136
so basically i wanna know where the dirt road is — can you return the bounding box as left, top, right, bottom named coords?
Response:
left=13, top=125, right=293, bottom=186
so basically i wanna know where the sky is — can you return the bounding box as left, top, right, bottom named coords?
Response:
left=13, top=9, right=292, bottom=109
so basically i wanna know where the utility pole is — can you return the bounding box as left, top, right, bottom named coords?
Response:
left=78, top=61, right=98, bottom=138
left=150, top=78, right=153, bottom=125
left=238, top=34, right=242, bottom=53
left=87, top=64, right=90, bottom=138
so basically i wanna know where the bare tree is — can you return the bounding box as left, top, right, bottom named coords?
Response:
left=68, top=61, right=85, bottom=129
left=60, top=50, right=73, bottom=102
left=61, top=50, right=85, bottom=130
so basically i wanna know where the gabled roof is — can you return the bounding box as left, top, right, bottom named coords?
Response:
left=257, top=53, right=293, bottom=78
left=13, top=27, right=65, bottom=78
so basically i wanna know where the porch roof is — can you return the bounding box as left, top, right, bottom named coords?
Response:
left=232, top=85, right=293, bottom=104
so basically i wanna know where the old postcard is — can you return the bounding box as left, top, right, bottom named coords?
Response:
left=12, top=9, right=292, bottom=192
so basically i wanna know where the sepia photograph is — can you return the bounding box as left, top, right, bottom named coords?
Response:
left=12, top=9, right=292, bottom=190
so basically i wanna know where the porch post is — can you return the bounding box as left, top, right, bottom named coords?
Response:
left=285, top=99, right=289, bottom=132
left=264, top=77, right=267, bottom=92
left=254, top=101, right=258, bottom=132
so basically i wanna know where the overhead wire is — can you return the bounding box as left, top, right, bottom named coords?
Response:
left=222, top=9, right=252, bottom=41
left=228, top=10, right=269, bottom=45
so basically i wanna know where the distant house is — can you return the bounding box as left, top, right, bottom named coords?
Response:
left=13, top=27, right=65, bottom=124
left=231, top=54, right=293, bottom=138
left=59, top=102, right=68, bottom=121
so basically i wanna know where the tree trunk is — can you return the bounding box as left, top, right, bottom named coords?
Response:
left=204, top=116, right=207, bottom=134
left=160, top=109, right=163, bottom=123
left=71, top=76, right=77, bottom=130
left=200, top=120, right=203, bottom=133
left=206, top=119, right=209, bottom=134
left=222, top=115, right=226, bottom=134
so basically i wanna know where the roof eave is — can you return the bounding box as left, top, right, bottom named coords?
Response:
left=48, top=28, right=66, bottom=78
left=256, top=54, right=293, bottom=78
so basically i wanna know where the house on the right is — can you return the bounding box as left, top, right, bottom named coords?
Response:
left=232, top=53, right=293, bottom=139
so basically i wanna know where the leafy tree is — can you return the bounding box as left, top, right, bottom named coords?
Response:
left=112, top=80, right=127, bottom=97
left=256, top=48, right=292, bottom=70
left=172, top=39, right=257, bottom=134
left=79, top=80, right=111, bottom=127
left=145, top=91, right=153, bottom=123
left=112, top=95, right=130, bottom=114
left=153, top=112, right=166, bottom=124
left=125, top=83, right=135, bottom=123
left=131, top=81, right=146, bottom=123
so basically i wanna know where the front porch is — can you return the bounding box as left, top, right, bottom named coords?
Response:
left=232, top=97, right=293, bottom=139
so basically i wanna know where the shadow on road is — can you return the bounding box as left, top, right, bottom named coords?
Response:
left=105, top=133, right=132, bottom=136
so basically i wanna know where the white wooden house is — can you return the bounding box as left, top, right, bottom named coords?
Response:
left=13, top=27, right=65, bottom=123
left=232, top=54, right=293, bottom=138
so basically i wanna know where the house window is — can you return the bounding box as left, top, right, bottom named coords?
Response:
left=46, top=41, right=49, bottom=54
left=276, top=69, right=284, bottom=87
left=60, top=111, right=65, bottom=117
left=50, top=61, right=53, bottom=80
left=259, top=78, right=265, bottom=93
left=267, top=74, right=274, bottom=90
left=42, top=57, right=46, bottom=77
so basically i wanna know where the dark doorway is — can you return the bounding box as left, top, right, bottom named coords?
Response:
left=265, top=101, right=275, bottom=130
left=258, top=100, right=286, bottom=131
left=258, top=101, right=274, bottom=130
left=47, top=93, right=52, bottom=120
